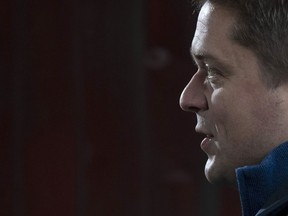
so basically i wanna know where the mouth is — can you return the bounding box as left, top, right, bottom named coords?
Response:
left=195, top=127, right=215, bottom=151
left=205, top=134, right=214, bottom=139
left=195, top=127, right=214, bottom=139
left=201, top=134, right=215, bottom=152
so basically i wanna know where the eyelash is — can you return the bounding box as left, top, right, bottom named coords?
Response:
left=207, top=68, right=218, bottom=79
left=204, top=64, right=220, bottom=81
left=193, top=61, right=222, bottom=84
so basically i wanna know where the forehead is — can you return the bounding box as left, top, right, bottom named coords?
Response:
left=191, top=3, right=249, bottom=69
left=191, top=2, right=267, bottom=87
left=191, top=2, right=236, bottom=57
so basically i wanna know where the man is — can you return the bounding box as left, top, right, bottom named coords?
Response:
left=179, top=0, right=288, bottom=215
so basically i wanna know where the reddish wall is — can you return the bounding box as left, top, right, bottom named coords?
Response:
left=1, top=0, right=241, bottom=215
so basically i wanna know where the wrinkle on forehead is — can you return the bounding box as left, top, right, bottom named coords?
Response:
left=196, top=2, right=214, bottom=33
left=200, top=1, right=216, bottom=17
left=192, top=2, right=215, bottom=55
left=191, top=2, right=236, bottom=57
left=190, top=2, right=257, bottom=78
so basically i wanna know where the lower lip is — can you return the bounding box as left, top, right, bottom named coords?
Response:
left=200, top=137, right=213, bottom=151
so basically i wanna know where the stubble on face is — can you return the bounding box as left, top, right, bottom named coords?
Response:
left=192, top=2, right=288, bottom=185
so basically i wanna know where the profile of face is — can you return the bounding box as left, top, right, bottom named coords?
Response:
left=180, top=2, right=288, bottom=184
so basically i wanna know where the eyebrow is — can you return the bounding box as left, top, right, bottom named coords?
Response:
left=191, top=51, right=234, bottom=75
left=191, top=51, right=221, bottom=65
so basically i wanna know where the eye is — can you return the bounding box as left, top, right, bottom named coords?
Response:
left=205, top=64, right=223, bottom=84
left=207, top=67, right=218, bottom=80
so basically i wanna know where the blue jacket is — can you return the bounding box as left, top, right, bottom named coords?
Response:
left=236, top=142, right=288, bottom=216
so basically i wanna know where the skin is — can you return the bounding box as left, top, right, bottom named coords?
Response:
left=179, top=2, right=288, bottom=184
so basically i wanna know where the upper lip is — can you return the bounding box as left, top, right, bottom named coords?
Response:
left=195, top=126, right=214, bottom=138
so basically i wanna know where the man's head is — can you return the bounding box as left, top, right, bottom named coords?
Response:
left=192, top=0, right=288, bottom=88
left=180, top=0, right=288, bottom=184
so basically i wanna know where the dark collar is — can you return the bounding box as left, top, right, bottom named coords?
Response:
left=256, top=191, right=288, bottom=216
left=236, top=142, right=288, bottom=216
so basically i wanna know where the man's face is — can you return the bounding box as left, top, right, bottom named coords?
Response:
left=180, top=2, right=287, bottom=184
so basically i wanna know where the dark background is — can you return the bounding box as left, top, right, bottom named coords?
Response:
left=1, top=0, right=241, bottom=215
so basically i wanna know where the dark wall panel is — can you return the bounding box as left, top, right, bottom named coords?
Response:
left=2, top=0, right=241, bottom=215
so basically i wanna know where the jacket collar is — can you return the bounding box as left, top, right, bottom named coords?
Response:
left=236, top=142, right=288, bottom=216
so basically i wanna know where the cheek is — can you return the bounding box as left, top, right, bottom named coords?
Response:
left=210, top=91, right=271, bottom=161
left=209, top=89, right=242, bottom=128
left=209, top=90, right=255, bottom=144
left=210, top=87, right=262, bottom=126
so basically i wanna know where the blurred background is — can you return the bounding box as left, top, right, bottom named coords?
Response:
left=1, top=0, right=241, bottom=215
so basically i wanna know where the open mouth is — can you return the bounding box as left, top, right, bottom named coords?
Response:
left=206, top=134, right=214, bottom=139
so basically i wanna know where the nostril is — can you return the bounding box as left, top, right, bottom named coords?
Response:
left=179, top=95, right=207, bottom=113
left=180, top=99, right=199, bottom=113
left=179, top=94, right=201, bottom=113
left=188, top=106, right=201, bottom=113
left=181, top=103, right=201, bottom=113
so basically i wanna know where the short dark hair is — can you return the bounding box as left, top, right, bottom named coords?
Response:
left=192, top=0, right=288, bottom=88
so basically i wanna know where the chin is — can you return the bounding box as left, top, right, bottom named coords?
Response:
left=205, top=169, right=221, bottom=184
left=204, top=162, right=236, bottom=186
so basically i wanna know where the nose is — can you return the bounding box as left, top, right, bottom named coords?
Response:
left=179, top=72, right=208, bottom=113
